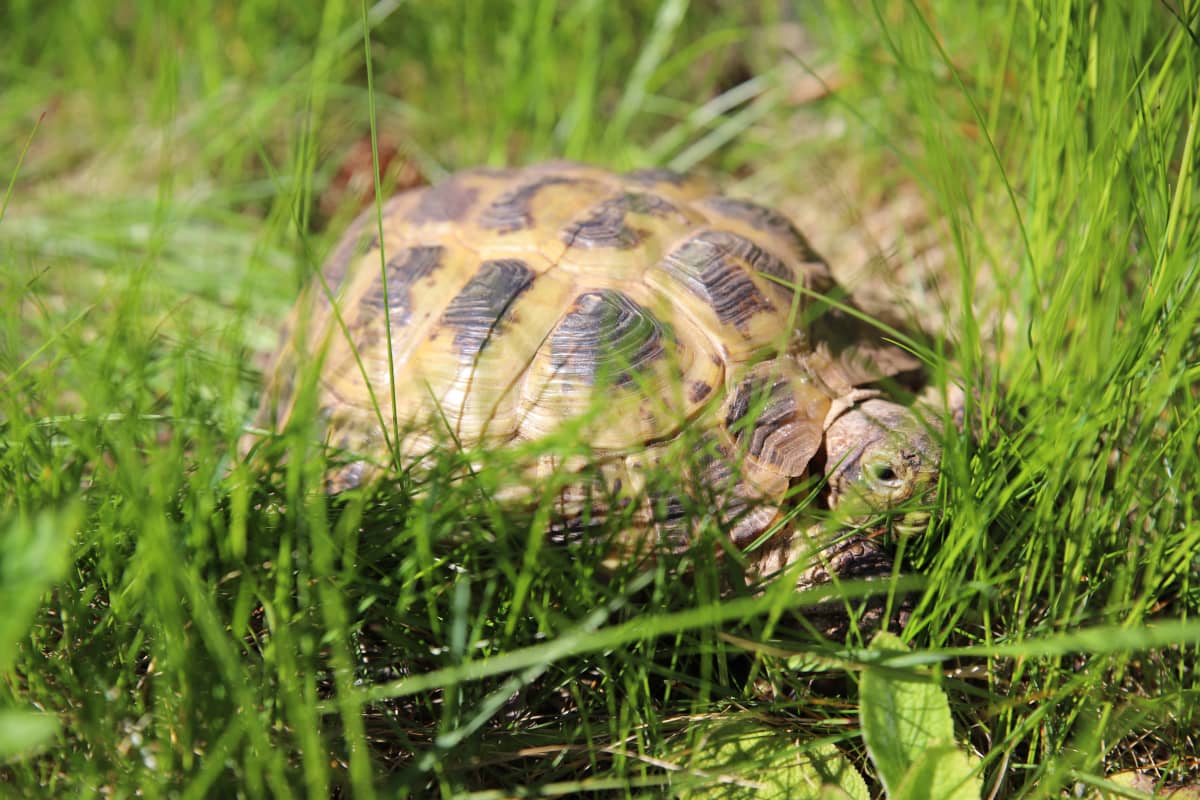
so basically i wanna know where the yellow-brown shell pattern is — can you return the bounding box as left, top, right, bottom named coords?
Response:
left=256, top=162, right=846, bottom=487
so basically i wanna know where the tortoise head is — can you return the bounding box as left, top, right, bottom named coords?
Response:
left=822, top=397, right=941, bottom=536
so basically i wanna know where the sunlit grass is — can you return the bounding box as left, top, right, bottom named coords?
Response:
left=2, top=0, right=1198, bottom=796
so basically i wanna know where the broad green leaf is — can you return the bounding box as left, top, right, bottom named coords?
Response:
left=0, top=508, right=77, bottom=675
left=893, top=744, right=982, bottom=800
left=860, top=631, right=957, bottom=796
left=674, top=718, right=869, bottom=800
left=0, top=710, right=61, bottom=762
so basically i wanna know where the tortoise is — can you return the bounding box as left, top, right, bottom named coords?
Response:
left=249, top=161, right=942, bottom=602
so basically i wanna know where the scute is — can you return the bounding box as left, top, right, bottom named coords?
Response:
left=646, top=229, right=802, bottom=363
left=478, top=175, right=577, bottom=234
left=622, top=167, right=713, bottom=203
left=309, top=246, right=450, bottom=442
left=315, top=238, right=483, bottom=425
left=438, top=259, right=536, bottom=357
left=540, top=290, right=667, bottom=387
left=722, top=361, right=831, bottom=482
left=698, top=196, right=823, bottom=264
left=555, top=189, right=705, bottom=281
left=407, top=176, right=481, bottom=224
left=519, top=287, right=724, bottom=449
left=457, top=175, right=614, bottom=265
left=354, top=245, right=445, bottom=333
left=407, top=265, right=577, bottom=447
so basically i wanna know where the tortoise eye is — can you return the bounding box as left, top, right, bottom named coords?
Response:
left=868, top=462, right=900, bottom=484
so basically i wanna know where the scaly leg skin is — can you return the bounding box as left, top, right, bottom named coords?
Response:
left=745, top=521, right=910, bottom=640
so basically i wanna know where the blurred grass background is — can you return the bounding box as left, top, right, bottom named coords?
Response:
left=2, top=0, right=1199, bottom=796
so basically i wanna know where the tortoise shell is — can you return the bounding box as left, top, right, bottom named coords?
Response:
left=252, top=162, right=939, bottom=576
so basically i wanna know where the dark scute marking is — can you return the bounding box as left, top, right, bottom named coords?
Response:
left=698, top=437, right=736, bottom=487
left=660, top=230, right=782, bottom=329
left=724, top=375, right=795, bottom=458
left=618, top=191, right=684, bottom=218
left=659, top=495, right=687, bottom=522
left=408, top=179, right=480, bottom=224
left=704, top=196, right=822, bottom=263
left=625, top=167, right=690, bottom=186
left=688, top=381, right=712, bottom=403
left=724, top=379, right=753, bottom=428
left=478, top=176, right=576, bottom=233
left=562, top=192, right=679, bottom=250
left=357, top=246, right=445, bottom=331
left=548, top=290, right=667, bottom=387
left=714, top=229, right=795, bottom=291
left=440, top=259, right=535, bottom=359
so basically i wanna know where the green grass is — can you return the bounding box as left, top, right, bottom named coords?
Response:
left=2, top=0, right=1199, bottom=796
